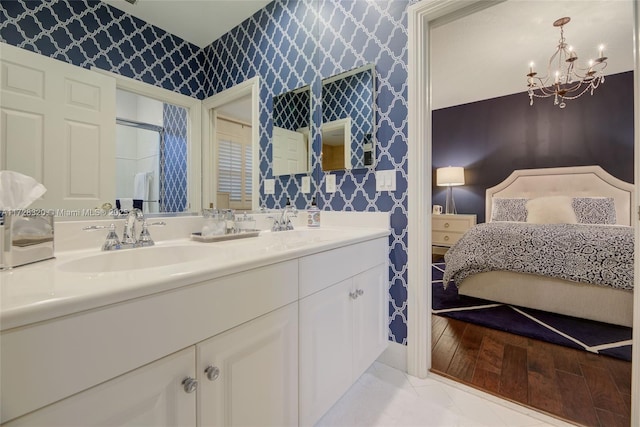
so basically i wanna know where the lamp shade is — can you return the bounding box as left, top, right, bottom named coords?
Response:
left=436, top=166, right=465, bottom=186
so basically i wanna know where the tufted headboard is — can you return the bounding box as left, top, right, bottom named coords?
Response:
left=486, top=166, right=634, bottom=226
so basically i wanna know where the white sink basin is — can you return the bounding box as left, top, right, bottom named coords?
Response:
left=58, top=245, right=220, bottom=273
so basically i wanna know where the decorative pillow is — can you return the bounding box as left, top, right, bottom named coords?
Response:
left=526, top=196, right=577, bottom=224
left=490, top=198, right=528, bottom=222
left=572, top=197, right=616, bottom=224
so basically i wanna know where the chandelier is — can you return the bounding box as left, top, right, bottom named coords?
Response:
left=526, top=17, right=608, bottom=108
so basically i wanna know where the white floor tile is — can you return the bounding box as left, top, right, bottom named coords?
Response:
left=316, top=363, right=569, bottom=427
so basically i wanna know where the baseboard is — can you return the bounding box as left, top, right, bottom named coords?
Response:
left=376, top=341, right=407, bottom=372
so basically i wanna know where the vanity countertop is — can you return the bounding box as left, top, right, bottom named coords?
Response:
left=0, top=226, right=389, bottom=331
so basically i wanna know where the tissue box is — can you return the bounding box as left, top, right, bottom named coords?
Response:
left=1, top=211, right=54, bottom=270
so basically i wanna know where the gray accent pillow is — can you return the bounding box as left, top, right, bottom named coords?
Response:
left=572, top=197, right=616, bottom=224
left=490, top=198, right=528, bottom=222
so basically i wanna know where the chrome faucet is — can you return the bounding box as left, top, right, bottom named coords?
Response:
left=270, top=204, right=297, bottom=232
left=122, top=208, right=144, bottom=245
left=82, top=208, right=165, bottom=250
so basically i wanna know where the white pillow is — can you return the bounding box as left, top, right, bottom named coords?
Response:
left=526, top=196, right=577, bottom=224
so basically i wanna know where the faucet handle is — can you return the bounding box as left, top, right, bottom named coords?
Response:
left=137, top=220, right=154, bottom=247
left=82, top=225, right=109, bottom=231
left=101, top=223, right=121, bottom=251
left=138, top=220, right=166, bottom=247
left=266, top=215, right=282, bottom=232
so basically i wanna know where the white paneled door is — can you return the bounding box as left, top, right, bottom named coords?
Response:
left=273, top=126, right=307, bottom=176
left=0, top=43, right=116, bottom=210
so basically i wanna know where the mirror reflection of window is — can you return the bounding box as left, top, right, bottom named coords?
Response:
left=216, top=117, right=252, bottom=211
left=115, top=89, right=188, bottom=214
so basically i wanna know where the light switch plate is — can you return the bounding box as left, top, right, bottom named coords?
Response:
left=375, top=170, right=396, bottom=192
left=264, top=179, right=275, bottom=195
left=301, top=176, right=311, bottom=193
left=326, top=174, right=336, bottom=193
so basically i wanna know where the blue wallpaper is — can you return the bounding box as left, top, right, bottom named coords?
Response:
left=204, top=0, right=412, bottom=344
left=273, top=88, right=311, bottom=131
left=1, top=0, right=414, bottom=345
left=162, top=104, right=188, bottom=212
left=317, top=0, right=412, bottom=343
left=0, top=0, right=206, bottom=99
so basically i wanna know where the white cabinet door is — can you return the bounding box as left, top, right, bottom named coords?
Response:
left=0, top=42, right=116, bottom=210
left=299, top=262, right=389, bottom=426
left=352, top=263, right=389, bottom=379
left=299, top=279, right=353, bottom=427
left=197, top=303, right=298, bottom=427
left=5, top=347, right=197, bottom=427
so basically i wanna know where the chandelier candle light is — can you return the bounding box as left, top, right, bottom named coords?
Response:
left=527, top=17, right=608, bottom=108
left=436, top=166, right=465, bottom=215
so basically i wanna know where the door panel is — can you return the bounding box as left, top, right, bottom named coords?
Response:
left=0, top=43, right=116, bottom=210
left=299, top=279, right=353, bottom=426
left=5, top=348, right=197, bottom=427
left=352, top=263, right=389, bottom=379
left=197, top=303, right=298, bottom=427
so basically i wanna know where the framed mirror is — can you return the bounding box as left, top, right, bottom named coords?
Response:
left=0, top=44, right=202, bottom=217
left=321, top=64, right=376, bottom=171
left=272, top=85, right=312, bottom=176
left=116, top=89, right=189, bottom=214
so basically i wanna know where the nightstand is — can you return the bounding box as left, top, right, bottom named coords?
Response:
left=432, top=214, right=477, bottom=255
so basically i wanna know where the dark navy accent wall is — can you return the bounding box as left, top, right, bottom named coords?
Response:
left=432, top=71, right=634, bottom=223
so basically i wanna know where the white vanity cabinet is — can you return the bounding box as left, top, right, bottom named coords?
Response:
left=197, top=302, right=299, bottom=427
left=5, top=303, right=299, bottom=427
left=298, top=237, right=388, bottom=426
left=1, top=230, right=390, bottom=427
left=1, top=261, right=299, bottom=425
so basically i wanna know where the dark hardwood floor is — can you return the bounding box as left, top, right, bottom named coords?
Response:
left=431, top=315, right=632, bottom=427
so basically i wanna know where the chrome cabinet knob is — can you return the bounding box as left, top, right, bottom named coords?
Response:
left=205, top=365, right=220, bottom=381
left=182, top=377, right=198, bottom=393
left=356, top=289, right=364, bottom=296
left=349, top=291, right=358, bottom=300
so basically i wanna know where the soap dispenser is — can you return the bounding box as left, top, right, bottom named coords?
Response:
left=307, top=197, right=320, bottom=228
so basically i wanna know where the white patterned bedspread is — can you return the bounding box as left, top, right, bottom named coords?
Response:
left=443, top=223, right=634, bottom=291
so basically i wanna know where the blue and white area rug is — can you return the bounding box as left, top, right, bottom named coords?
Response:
left=432, top=263, right=632, bottom=362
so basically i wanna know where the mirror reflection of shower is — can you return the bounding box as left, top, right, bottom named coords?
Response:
left=115, top=89, right=188, bottom=213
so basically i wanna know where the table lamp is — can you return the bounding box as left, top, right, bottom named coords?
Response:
left=436, top=166, right=465, bottom=214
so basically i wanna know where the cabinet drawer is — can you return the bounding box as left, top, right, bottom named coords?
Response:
left=299, top=237, right=387, bottom=299
left=432, top=216, right=473, bottom=233
left=432, top=231, right=465, bottom=246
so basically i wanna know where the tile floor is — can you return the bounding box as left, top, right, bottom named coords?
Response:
left=317, top=362, right=575, bottom=427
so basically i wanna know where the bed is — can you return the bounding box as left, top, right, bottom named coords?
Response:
left=443, top=165, right=634, bottom=327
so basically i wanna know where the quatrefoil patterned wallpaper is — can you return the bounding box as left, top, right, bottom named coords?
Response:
left=1, top=0, right=417, bottom=344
